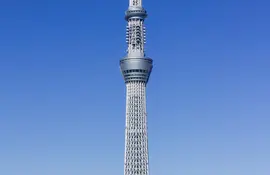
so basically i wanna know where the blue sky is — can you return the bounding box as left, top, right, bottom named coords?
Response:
left=0, top=0, right=269, bottom=174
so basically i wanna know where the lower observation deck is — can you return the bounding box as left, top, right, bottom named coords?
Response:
left=120, top=57, right=153, bottom=84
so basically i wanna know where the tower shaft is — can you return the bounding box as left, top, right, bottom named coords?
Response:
left=126, top=18, right=146, bottom=58
left=124, top=82, right=149, bottom=175
left=125, top=0, right=147, bottom=58
left=120, top=0, right=153, bottom=175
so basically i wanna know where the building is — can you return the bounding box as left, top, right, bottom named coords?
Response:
left=120, top=0, right=153, bottom=175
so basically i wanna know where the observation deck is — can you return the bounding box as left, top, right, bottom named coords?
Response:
left=120, top=57, right=153, bottom=84
left=125, top=7, right=147, bottom=20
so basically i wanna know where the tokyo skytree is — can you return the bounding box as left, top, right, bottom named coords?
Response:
left=120, top=0, right=153, bottom=174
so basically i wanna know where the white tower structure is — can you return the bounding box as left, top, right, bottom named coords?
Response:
left=120, top=0, right=153, bottom=175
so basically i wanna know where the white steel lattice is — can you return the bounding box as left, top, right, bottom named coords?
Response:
left=126, top=19, right=146, bottom=57
left=124, top=82, right=149, bottom=175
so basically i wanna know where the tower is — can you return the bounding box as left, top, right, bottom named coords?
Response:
left=120, top=0, right=153, bottom=175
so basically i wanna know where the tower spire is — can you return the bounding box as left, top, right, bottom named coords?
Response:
left=129, top=0, right=142, bottom=7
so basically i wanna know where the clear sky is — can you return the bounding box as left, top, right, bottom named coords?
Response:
left=0, top=0, right=269, bottom=175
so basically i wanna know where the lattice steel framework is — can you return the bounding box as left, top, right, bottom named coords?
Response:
left=124, top=82, right=149, bottom=175
left=120, top=0, right=153, bottom=175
